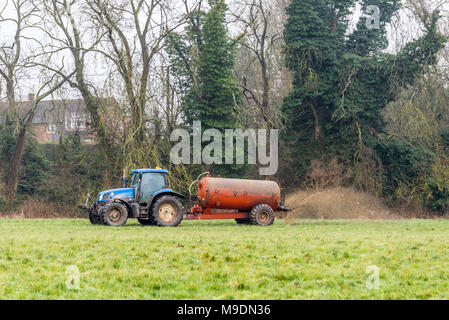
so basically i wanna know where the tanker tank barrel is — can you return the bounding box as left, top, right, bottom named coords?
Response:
left=195, top=177, right=282, bottom=212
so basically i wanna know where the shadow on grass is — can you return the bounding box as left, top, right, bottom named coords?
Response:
left=283, top=218, right=405, bottom=227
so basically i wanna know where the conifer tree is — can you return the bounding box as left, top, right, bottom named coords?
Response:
left=184, top=0, right=241, bottom=131
left=167, top=0, right=244, bottom=176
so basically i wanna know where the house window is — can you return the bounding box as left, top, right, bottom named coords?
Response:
left=66, top=113, right=87, bottom=131
left=46, top=124, right=57, bottom=134
left=76, top=117, right=86, bottom=130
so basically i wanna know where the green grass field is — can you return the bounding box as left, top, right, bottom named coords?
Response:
left=1, top=218, right=449, bottom=299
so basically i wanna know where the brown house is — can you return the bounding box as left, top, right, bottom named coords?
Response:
left=31, top=97, right=95, bottom=144
left=0, top=95, right=127, bottom=144
left=0, top=95, right=95, bottom=144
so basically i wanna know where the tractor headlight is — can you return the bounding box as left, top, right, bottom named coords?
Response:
left=98, top=192, right=111, bottom=201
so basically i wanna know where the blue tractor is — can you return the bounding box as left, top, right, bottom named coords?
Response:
left=81, top=169, right=185, bottom=227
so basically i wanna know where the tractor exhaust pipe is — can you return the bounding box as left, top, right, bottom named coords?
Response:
left=122, top=169, right=127, bottom=188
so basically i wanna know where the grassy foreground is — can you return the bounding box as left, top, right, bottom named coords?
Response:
left=1, top=218, right=449, bottom=299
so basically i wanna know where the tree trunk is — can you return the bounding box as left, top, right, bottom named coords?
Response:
left=77, top=82, right=115, bottom=161
left=6, top=78, right=15, bottom=115
left=308, top=102, right=322, bottom=141
left=261, top=58, right=270, bottom=128
left=5, top=126, right=27, bottom=211
left=71, top=47, right=115, bottom=162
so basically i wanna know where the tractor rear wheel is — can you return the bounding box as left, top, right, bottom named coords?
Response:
left=89, top=212, right=102, bottom=225
left=250, top=204, right=275, bottom=226
left=152, top=195, right=184, bottom=227
left=101, top=203, right=128, bottom=227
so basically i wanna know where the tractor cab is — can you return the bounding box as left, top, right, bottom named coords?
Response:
left=129, top=169, right=169, bottom=204
left=96, top=169, right=169, bottom=204
left=82, top=168, right=185, bottom=227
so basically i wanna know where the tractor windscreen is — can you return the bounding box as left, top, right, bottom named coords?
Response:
left=130, top=173, right=140, bottom=188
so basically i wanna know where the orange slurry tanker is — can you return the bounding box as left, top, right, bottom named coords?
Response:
left=187, top=172, right=288, bottom=226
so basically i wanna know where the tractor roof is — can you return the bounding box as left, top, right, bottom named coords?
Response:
left=131, top=169, right=168, bottom=174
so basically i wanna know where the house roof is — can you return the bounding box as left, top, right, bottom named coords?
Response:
left=32, top=99, right=86, bottom=124
left=0, top=98, right=87, bottom=124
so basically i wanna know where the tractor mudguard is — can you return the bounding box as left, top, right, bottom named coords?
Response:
left=153, top=189, right=185, bottom=199
left=146, top=189, right=185, bottom=209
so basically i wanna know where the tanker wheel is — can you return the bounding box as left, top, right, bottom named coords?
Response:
left=89, top=212, right=102, bottom=225
left=250, top=204, right=275, bottom=226
left=101, top=203, right=128, bottom=227
left=235, top=218, right=251, bottom=225
left=152, top=195, right=184, bottom=227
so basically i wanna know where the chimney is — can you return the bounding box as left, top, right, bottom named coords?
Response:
left=28, top=93, right=35, bottom=101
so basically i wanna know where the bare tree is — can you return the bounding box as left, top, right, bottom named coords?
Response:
left=0, top=0, right=75, bottom=210
left=384, top=0, right=449, bottom=149
left=85, top=0, right=187, bottom=145
left=0, top=0, right=28, bottom=121
left=42, top=0, right=195, bottom=187
left=231, top=0, right=290, bottom=129
left=37, top=0, right=115, bottom=160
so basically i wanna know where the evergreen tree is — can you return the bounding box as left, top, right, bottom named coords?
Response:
left=184, top=0, right=241, bottom=131
left=0, top=117, right=50, bottom=207
left=167, top=0, right=244, bottom=177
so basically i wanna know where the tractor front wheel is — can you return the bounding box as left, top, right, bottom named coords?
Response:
left=152, top=195, right=184, bottom=227
left=250, top=204, right=275, bottom=226
left=89, top=212, right=102, bottom=225
left=101, top=203, right=128, bottom=227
